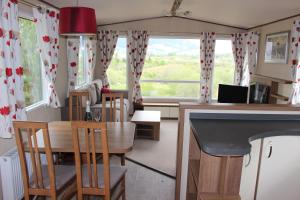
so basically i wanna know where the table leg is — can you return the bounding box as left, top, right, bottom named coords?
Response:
left=153, top=122, right=160, bottom=141
left=121, top=154, right=125, bottom=166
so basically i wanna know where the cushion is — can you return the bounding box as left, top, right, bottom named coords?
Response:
left=87, top=84, right=97, bottom=106
left=92, top=79, right=103, bottom=90
left=101, top=87, right=111, bottom=94
left=94, top=83, right=102, bottom=104
left=29, top=165, right=76, bottom=190
left=82, top=164, right=127, bottom=188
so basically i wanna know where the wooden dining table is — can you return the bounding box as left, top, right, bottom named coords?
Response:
left=32, top=121, right=136, bottom=154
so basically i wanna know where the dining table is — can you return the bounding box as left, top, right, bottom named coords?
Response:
left=32, top=121, right=136, bottom=154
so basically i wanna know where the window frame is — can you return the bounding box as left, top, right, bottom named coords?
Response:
left=141, top=35, right=201, bottom=101
left=19, top=16, right=47, bottom=110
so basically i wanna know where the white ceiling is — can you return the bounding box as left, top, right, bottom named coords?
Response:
left=44, top=0, right=300, bottom=28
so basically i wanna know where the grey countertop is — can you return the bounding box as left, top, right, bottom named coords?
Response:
left=190, top=113, right=300, bottom=156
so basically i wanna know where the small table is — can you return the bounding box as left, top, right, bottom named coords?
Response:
left=131, top=111, right=161, bottom=140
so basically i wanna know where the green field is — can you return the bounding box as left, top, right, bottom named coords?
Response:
left=108, top=52, right=234, bottom=99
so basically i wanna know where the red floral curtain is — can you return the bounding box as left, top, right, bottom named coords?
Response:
left=84, top=36, right=97, bottom=84
left=33, top=7, right=60, bottom=108
left=200, top=32, right=216, bottom=103
left=0, top=0, right=26, bottom=138
left=67, top=37, right=80, bottom=95
left=289, top=20, right=300, bottom=104
left=231, top=33, right=247, bottom=86
left=98, top=30, right=118, bottom=88
left=127, top=30, right=149, bottom=103
left=231, top=32, right=259, bottom=86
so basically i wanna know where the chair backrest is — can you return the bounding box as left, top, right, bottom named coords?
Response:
left=71, top=121, right=111, bottom=198
left=101, top=93, right=124, bottom=122
left=69, top=90, right=89, bottom=121
left=13, top=121, right=56, bottom=196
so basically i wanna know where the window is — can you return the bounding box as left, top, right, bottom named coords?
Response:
left=107, top=37, right=127, bottom=89
left=19, top=18, right=43, bottom=107
left=76, top=36, right=87, bottom=86
left=212, top=39, right=235, bottom=99
left=141, top=37, right=200, bottom=99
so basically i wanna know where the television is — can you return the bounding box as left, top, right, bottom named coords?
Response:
left=217, top=84, right=248, bottom=103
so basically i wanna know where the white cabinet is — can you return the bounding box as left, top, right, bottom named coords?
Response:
left=256, top=136, right=300, bottom=200
left=239, top=139, right=262, bottom=200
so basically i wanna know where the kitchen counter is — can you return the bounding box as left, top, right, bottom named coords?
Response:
left=190, top=113, right=300, bottom=156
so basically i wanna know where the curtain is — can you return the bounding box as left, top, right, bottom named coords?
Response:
left=84, top=37, right=97, bottom=83
left=199, top=32, right=216, bottom=103
left=67, top=38, right=80, bottom=95
left=98, top=30, right=118, bottom=88
left=128, top=30, right=149, bottom=103
left=289, top=20, right=300, bottom=104
left=33, top=7, right=60, bottom=108
left=0, top=0, right=26, bottom=138
left=231, top=32, right=259, bottom=86
left=231, top=33, right=247, bottom=85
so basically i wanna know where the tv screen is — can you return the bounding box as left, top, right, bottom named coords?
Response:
left=217, top=84, right=248, bottom=103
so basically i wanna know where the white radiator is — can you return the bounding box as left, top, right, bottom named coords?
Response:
left=0, top=148, right=32, bottom=200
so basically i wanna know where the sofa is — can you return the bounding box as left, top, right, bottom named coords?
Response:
left=61, top=79, right=130, bottom=121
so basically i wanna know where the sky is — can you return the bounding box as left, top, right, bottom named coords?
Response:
left=115, top=37, right=233, bottom=56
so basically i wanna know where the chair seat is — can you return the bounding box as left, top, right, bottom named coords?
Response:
left=82, top=164, right=127, bottom=188
left=29, top=165, right=76, bottom=190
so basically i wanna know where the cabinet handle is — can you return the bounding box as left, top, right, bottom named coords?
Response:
left=267, top=145, right=273, bottom=158
left=245, top=153, right=251, bottom=167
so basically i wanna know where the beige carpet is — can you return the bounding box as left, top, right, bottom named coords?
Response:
left=126, top=120, right=178, bottom=177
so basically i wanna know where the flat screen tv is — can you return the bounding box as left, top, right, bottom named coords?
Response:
left=217, top=84, right=248, bottom=103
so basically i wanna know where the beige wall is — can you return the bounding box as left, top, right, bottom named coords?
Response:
left=251, top=16, right=300, bottom=81
left=250, top=16, right=300, bottom=101
left=96, top=17, right=246, bottom=112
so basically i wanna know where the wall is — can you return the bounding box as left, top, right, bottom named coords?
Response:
left=251, top=16, right=300, bottom=100
left=96, top=17, right=246, bottom=112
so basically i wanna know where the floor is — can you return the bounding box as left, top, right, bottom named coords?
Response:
left=71, top=157, right=175, bottom=200
left=126, top=120, right=178, bottom=177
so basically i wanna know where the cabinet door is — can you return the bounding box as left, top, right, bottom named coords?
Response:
left=256, top=136, right=300, bottom=200
left=239, top=139, right=262, bottom=200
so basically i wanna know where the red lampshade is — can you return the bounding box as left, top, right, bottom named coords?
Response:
left=59, top=7, right=97, bottom=36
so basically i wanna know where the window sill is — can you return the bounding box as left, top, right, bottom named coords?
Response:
left=26, top=101, right=47, bottom=112
left=142, top=97, right=199, bottom=103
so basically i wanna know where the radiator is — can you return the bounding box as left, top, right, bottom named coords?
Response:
left=0, top=148, right=32, bottom=200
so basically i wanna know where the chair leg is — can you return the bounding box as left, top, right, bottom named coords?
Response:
left=121, top=154, right=125, bottom=166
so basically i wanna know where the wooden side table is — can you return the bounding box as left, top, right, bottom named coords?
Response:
left=131, top=111, right=161, bottom=140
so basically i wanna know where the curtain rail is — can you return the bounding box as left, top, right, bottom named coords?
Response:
left=19, top=0, right=39, bottom=8
left=19, top=0, right=59, bottom=10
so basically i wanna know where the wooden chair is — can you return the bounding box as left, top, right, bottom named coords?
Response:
left=13, top=121, right=77, bottom=200
left=101, top=93, right=126, bottom=165
left=69, top=90, right=89, bottom=121
left=71, top=121, right=127, bottom=200
left=102, top=93, right=124, bottom=123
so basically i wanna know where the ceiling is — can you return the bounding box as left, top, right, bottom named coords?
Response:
left=43, top=0, right=300, bottom=28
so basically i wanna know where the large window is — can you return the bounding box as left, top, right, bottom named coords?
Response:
left=107, top=37, right=127, bottom=89
left=212, top=39, right=235, bottom=99
left=19, top=18, right=43, bottom=106
left=141, top=37, right=200, bottom=99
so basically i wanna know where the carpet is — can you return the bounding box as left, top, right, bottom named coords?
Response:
left=126, top=120, right=178, bottom=177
